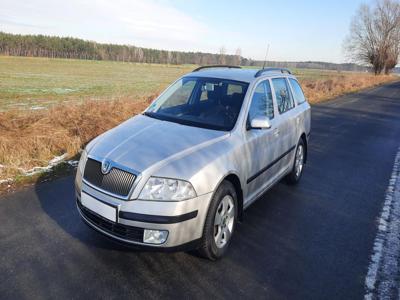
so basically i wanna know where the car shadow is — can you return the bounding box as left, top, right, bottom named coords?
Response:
left=34, top=172, right=142, bottom=252
left=32, top=171, right=278, bottom=298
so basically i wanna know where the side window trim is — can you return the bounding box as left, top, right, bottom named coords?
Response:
left=267, top=78, right=279, bottom=118
left=285, top=78, right=296, bottom=108
left=262, top=79, right=274, bottom=120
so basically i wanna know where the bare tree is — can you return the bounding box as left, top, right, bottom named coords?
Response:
left=219, top=46, right=226, bottom=64
left=234, top=48, right=242, bottom=66
left=167, top=51, right=173, bottom=64
left=344, top=0, right=400, bottom=74
left=385, top=43, right=400, bottom=72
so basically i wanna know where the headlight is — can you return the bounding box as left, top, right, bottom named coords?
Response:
left=75, top=150, right=87, bottom=194
left=78, top=149, right=88, bottom=174
left=139, top=177, right=197, bottom=201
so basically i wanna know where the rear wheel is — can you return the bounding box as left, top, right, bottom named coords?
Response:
left=286, top=139, right=306, bottom=185
left=197, top=180, right=238, bottom=260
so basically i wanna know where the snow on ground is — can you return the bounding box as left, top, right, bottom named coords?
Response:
left=365, top=146, right=400, bottom=299
left=0, top=153, right=79, bottom=185
left=30, top=106, right=46, bottom=110
left=0, top=178, right=13, bottom=185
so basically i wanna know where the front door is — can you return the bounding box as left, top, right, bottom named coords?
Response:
left=244, top=79, right=282, bottom=202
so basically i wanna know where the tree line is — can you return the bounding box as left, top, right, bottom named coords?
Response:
left=247, top=60, right=369, bottom=72
left=0, top=31, right=246, bottom=65
left=0, top=31, right=378, bottom=72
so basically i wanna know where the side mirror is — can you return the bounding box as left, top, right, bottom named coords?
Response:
left=250, top=116, right=272, bottom=129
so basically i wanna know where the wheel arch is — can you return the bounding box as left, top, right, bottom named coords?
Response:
left=300, top=132, right=308, bottom=163
left=222, top=173, right=244, bottom=222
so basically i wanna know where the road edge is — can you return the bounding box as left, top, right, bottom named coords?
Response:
left=364, top=146, right=400, bottom=299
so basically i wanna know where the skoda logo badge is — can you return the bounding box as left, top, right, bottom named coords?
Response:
left=101, top=160, right=111, bottom=174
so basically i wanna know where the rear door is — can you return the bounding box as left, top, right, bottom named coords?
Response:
left=288, top=78, right=311, bottom=138
left=270, top=77, right=297, bottom=172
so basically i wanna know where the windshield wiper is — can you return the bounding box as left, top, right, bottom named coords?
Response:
left=143, top=111, right=228, bottom=131
left=143, top=111, right=163, bottom=120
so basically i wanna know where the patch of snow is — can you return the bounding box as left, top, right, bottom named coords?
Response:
left=20, top=153, right=80, bottom=176
left=23, top=165, right=53, bottom=177
left=49, top=153, right=68, bottom=166
left=364, top=146, right=400, bottom=299
left=1, top=152, right=81, bottom=183
left=67, top=160, right=79, bottom=168
left=30, top=106, right=46, bottom=110
left=53, top=88, right=76, bottom=94
left=0, top=178, right=13, bottom=185
left=18, top=153, right=69, bottom=177
left=8, top=102, right=29, bottom=106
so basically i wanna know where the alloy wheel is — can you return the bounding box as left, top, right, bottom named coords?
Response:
left=214, top=195, right=235, bottom=249
left=295, top=144, right=304, bottom=178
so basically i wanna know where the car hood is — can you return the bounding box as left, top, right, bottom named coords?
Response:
left=87, top=114, right=229, bottom=173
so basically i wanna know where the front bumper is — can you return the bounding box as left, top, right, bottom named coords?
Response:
left=76, top=185, right=213, bottom=249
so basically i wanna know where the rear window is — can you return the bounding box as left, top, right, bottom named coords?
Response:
left=289, top=79, right=306, bottom=105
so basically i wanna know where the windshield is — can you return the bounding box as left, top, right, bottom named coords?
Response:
left=145, top=77, right=249, bottom=131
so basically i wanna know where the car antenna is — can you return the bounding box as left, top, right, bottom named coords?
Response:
left=262, top=44, right=270, bottom=70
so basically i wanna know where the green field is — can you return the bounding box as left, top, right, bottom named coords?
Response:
left=0, top=56, right=195, bottom=110
left=0, top=56, right=346, bottom=110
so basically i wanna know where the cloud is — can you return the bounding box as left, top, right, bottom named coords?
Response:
left=0, top=0, right=210, bottom=51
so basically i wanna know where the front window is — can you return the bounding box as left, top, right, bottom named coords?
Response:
left=248, top=80, right=274, bottom=122
left=145, top=77, right=249, bottom=131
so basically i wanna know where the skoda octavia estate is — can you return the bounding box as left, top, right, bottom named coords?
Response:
left=75, top=66, right=311, bottom=260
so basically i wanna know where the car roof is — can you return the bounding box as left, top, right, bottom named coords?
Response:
left=183, top=68, right=295, bottom=83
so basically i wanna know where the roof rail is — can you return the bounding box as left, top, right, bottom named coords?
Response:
left=255, top=68, right=292, bottom=77
left=192, top=65, right=242, bottom=72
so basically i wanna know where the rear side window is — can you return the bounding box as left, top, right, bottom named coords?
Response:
left=272, top=78, right=295, bottom=114
left=248, top=80, right=274, bottom=121
left=289, top=79, right=306, bottom=105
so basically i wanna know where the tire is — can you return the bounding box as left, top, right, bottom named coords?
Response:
left=197, top=180, right=238, bottom=260
left=286, top=138, right=306, bottom=185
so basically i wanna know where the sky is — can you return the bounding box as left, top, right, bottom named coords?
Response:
left=0, top=0, right=367, bottom=63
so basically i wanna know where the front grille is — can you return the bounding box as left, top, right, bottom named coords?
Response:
left=78, top=200, right=144, bottom=242
left=83, top=158, right=136, bottom=197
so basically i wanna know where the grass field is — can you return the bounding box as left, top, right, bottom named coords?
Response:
left=0, top=56, right=377, bottom=110
left=0, top=55, right=396, bottom=185
left=0, top=56, right=194, bottom=110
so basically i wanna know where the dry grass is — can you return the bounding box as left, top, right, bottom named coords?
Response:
left=0, top=95, right=153, bottom=180
left=301, top=74, right=394, bottom=103
left=0, top=73, right=396, bottom=182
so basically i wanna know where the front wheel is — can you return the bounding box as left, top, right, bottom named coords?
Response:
left=197, top=181, right=238, bottom=260
left=286, top=139, right=306, bottom=185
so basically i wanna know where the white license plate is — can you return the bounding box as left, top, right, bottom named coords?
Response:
left=81, top=193, right=117, bottom=222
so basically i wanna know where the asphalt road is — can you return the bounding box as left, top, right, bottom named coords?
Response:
left=1, top=82, right=400, bottom=300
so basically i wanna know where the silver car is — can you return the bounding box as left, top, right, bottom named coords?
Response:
left=75, top=66, right=311, bottom=260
